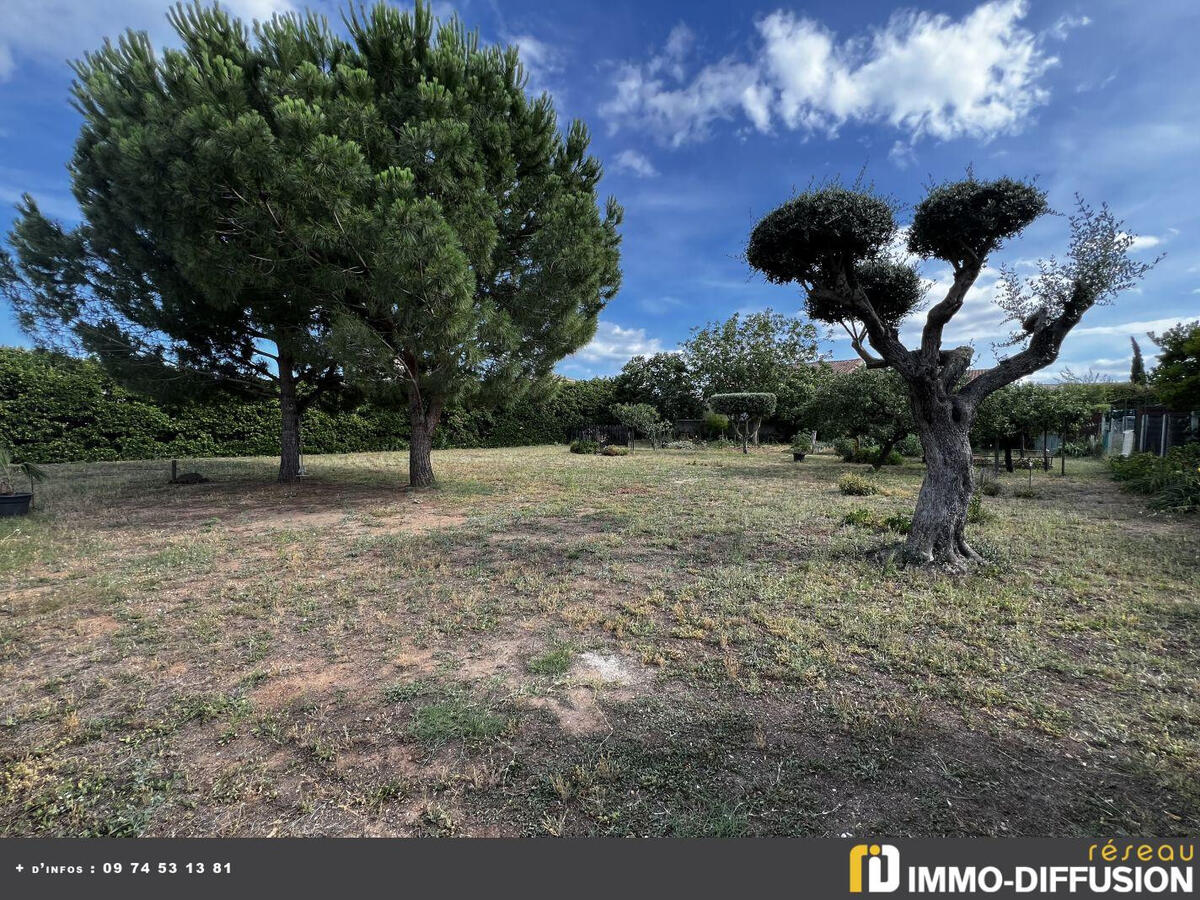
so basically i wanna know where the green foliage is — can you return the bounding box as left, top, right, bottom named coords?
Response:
left=409, top=694, right=506, bottom=743
left=980, top=481, right=1002, bottom=497
left=0, top=348, right=618, bottom=462
left=610, top=403, right=659, bottom=433
left=527, top=645, right=574, bottom=676
left=702, top=411, right=730, bottom=438
left=613, top=353, right=702, bottom=421
left=707, top=393, right=777, bottom=419
left=1150, top=321, right=1200, bottom=412
left=972, top=382, right=1103, bottom=448
left=811, top=368, right=913, bottom=457
left=0, top=443, right=47, bottom=495
left=1110, top=444, right=1200, bottom=512
left=967, top=493, right=989, bottom=524
left=1130, top=337, right=1148, bottom=386
left=841, top=507, right=909, bottom=533
left=601, top=445, right=629, bottom=456
left=747, top=185, right=897, bottom=285
left=4, top=1, right=622, bottom=485
left=831, top=437, right=900, bottom=466
left=896, top=434, right=922, bottom=457
left=790, top=433, right=813, bottom=453
left=838, top=473, right=879, bottom=496
left=881, top=513, right=913, bottom=534
left=709, top=392, right=777, bottom=444
left=682, top=310, right=817, bottom=398
left=908, top=177, right=1047, bottom=265
left=570, top=439, right=600, bottom=455
left=842, top=508, right=875, bottom=527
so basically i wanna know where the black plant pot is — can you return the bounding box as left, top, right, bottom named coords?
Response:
left=792, top=452, right=806, bottom=461
left=0, top=492, right=33, bottom=516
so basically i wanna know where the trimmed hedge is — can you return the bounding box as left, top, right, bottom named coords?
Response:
left=0, top=348, right=618, bottom=463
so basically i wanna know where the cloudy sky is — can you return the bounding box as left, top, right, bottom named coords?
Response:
left=1, top=0, right=1197, bottom=380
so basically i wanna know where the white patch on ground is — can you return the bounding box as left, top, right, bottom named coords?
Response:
left=574, top=651, right=639, bottom=685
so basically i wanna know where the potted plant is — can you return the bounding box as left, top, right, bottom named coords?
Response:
left=0, top=445, right=46, bottom=516
left=790, top=433, right=813, bottom=461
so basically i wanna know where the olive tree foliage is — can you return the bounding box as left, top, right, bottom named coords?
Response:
left=748, top=175, right=1154, bottom=569
left=810, top=367, right=914, bottom=469
left=707, top=392, right=777, bottom=445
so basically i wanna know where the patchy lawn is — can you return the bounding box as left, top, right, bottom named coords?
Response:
left=1, top=446, right=1197, bottom=837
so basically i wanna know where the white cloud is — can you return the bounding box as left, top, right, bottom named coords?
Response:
left=1127, top=234, right=1163, bottom=252
left=888, top=140, right=918, bottom=169
left=601, top=0, right=1062, bottom=147
left=505, top=32, right=564, bottom=95
left=612, top=149, right=659, bottom=178
left=638, top=295, right=683, bottom=315
left=1046, top=13, right=1091, bottom=41
left=567, top=321, right=664, bottom=366
left=1071, top=317, right=1191, bottom=337
left=0, top=0, right=293, bottom=81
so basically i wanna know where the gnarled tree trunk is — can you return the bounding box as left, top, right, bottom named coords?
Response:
left=904, top=387, right=980, bottom=571
left=408, top=392, right=442, bottom=489
left=278, top=358, right=303, bottom=484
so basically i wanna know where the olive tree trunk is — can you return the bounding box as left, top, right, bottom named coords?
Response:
left=904, top=389, right=981, bottom=570
left=277, top=358, right=303, bottom=484
left=408, top=392, right=442, bottom=489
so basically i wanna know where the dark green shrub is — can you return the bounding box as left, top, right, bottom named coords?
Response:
left=980, top=480, right=1001, bottom=496
left=830, top=436, right=900, bottom=465
left=703, top=411, right=730, bottom=437
left=881, top=512, right=912, bottom=534
left=790, top=433, right=813, bottom=453
left=1113, top=444, right=1200, bottom=512
left=896, top=434, right=922, bottom=457
left=832, top=437, right=856, bottom=462
left=570, top=439, right=600, bottom=454
left=0, top=347, right=630, bottom=461
left=600, top=444, right=628, bottom=456
left=967, top=493, right=990, bottom=523
left=842, top=508, right=875, bottom=527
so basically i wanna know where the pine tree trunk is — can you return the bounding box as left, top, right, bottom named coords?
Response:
left=408, top=393, right=441, bottom=489
left=904, top=390, right=980, bottom=571
left=278, top=358, right=302, bottom=484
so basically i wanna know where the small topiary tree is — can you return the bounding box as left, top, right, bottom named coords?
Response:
left=748, top=175, right=1153, bottom=570
left=708, top=393, right=777, bottom=446
left=611, top=402, right=659, bottom=449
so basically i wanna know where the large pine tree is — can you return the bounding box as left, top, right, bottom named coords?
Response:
left=2, top=1, right=621, bottom=487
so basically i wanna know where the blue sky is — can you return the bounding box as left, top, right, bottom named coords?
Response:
left=1, top=0, right=1197, bottom=380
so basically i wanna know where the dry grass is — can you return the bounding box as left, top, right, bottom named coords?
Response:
left=1, top=446, right=1197, bottom=836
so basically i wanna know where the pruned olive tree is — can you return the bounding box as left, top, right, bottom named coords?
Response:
left=611, top=402, right=658, bottom=449
left=708, top=392, right=776, bottom=446
left=748, top=177, right=1153, bottom=569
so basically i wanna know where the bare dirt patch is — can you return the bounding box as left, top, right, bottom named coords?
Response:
left=250, top=660, right=370, bottom=711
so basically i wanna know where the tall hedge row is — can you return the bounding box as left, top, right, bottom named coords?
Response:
left=0, top=348, right=617, bottom=463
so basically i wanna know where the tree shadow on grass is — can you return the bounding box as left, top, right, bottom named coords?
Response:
left=475, top=693, right=1199, bottom=837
